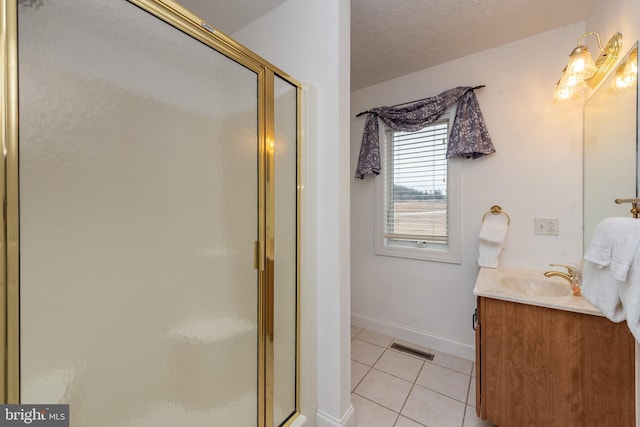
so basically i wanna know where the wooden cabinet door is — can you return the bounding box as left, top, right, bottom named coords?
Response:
left=479, top=297, right=635, bottom=427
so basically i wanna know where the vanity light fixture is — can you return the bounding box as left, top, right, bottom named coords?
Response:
left=611, top=46, right=637, bottom=90
left=553, top=31, right=622, bottom=101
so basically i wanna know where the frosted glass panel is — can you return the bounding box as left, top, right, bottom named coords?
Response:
left=273, top=76, right=298, bottom=426
left=18, top=2, right=258, bottom=426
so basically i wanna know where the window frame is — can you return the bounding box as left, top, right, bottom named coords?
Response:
left=373, top=110, right=462, bottom=264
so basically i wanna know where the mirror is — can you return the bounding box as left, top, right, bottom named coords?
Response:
left=583, top=42, right=638, bottom=252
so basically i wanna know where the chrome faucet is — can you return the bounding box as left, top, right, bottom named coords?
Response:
left=543, top=263, right=581, bottom=296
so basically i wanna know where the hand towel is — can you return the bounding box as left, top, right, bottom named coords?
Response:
left=581, top=217, right=640, bottom=342
left=478, top=220, right=508, bottom=244
left=477, top=215, right=508, bottom=268
left=619, top=262, right=640, bottom=343
left=584, top=217, right=640, bottom=281
left=581, top=259, right=626, bottom=322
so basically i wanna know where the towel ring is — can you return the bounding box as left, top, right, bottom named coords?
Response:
left=482, top=205, right=510, bottom=225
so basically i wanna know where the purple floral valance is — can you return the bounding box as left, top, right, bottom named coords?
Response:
left=354, top=86, right=495, bottom=179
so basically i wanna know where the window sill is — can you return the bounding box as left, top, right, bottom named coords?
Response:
left=374, top=240, right=461, bottom=264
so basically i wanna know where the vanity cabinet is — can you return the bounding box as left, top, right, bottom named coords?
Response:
left=476, top=296, right=635, bottom=427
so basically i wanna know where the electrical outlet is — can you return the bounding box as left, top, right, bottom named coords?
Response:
left=534, top=218, right=559, bottom=235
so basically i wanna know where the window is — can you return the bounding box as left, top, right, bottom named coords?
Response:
left=374, top=112, right=461, bottom=263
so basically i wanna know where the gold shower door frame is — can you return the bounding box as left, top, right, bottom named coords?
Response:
left=0, top=1, right=301, bottom=427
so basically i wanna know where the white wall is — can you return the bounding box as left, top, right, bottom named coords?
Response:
left=351, top=22, right=587, bottom=359
left=586, top=0, right=640, bottom=50
left=233, top=1, right=354, bottom=426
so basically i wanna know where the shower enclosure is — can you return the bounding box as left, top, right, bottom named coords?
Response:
left=1, top=1, right=300, bottom=426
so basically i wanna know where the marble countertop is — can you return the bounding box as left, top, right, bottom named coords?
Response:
left=473, top=266, right=602, bottom=316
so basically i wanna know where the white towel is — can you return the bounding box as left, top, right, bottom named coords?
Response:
left=477, top=215, right=508, bottom=268
left=584, top=217, right=640, bottom=281
left=581, top=217, right=640, bottom=342
left=581, top=260, right=626, bottom=322
left=478, top=220, right=508, bottom=244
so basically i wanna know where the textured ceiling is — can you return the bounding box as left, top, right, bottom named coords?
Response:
left=173, top=0, right=593, bottom=91
left=351, top=0, right=594, bottom=90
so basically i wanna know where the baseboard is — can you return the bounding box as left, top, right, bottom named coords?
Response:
left=351, top=312, right=475, bottom=360
left=316, top=404, right=355, bottom=427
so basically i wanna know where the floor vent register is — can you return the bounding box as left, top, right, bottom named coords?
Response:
left=389, top=343, right=435, bottom=360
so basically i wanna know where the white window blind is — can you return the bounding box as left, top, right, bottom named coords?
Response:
left=384, top=120, right=449, bottom=244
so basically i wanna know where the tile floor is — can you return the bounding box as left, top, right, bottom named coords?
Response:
left=351, top=326, right=497, bottom=427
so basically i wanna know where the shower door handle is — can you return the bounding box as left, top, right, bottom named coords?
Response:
left=254, top=240, right=264, bottom=270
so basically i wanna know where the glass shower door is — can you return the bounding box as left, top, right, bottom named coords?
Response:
left=17, top=1, right=259, bottom=426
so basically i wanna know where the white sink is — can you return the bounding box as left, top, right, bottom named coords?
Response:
left=474, top=267, right=600, bottom=316
left=499, top=276, right=572, bottom=298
